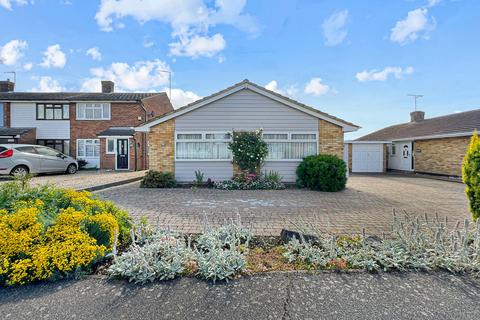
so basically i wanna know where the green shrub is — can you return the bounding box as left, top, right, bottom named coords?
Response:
left=296, top=154, right=347, bottom=192
left=229, top=130, right=268, bottom=173
left=140, top=171, right=176, bottom=188
left=463, top=131, right=480, bottom=220
left=264, top=170, right=283, bottom=184
left=193, top=170, right=204, bottom=187
left=214, top=171, right=285, bottom=190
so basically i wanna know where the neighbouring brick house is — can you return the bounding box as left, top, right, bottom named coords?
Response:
left=136, top=79, right=359, bottom=182
left=352, top=109, right=480, bottom=177
left=0, top=80, right=173, bottom=171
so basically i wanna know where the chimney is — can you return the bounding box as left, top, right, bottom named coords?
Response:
left=0, top=79, right=15, bottom=92
left=410, top=110, right=425, bottom=122
left=101, top=80, right=114, bottom=93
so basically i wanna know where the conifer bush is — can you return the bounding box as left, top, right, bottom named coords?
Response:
left=463, top=131, right=480, bottom=220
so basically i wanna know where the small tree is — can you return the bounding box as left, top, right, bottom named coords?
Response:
left=462, top=131, right=480, bottom=220
left=228, top=130, right=268, bottom=173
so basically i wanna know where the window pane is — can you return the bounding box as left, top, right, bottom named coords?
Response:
left=37, top=105, right=45, bottom=119
left=77, top=140, right=85, bottom=157
left=77, top=104, right=85, bottom=119
left=85, top=144, right=94, bottom=157
left=107, top=139, right=115, bottom=153
left=45, top=108, right=53, bottom=120
left=0, top=103, right=3, bottom=126
left=93, top=105, right=102, bottom=119
left=205, top=133, right=231, bottom=140
left=263, top=133, right=288, bottom=140
left=266, top=142, right=317, bottom=160
left=94, top=141, right=100, bottom=157
left=85, top=107, right=94, bottom=119
left=102, top=104, right=110, bottom=119
left=291, top=134, right=316, bottom=140
left=36, top=147, right=60, bottom=157
left=15, top=146, right=37, bottom=154
left=177, top=134, right=202, bottom=140
left=176, top=142, right=230, bottom=160
left=63, top=105, right=69, bottom=119
left=54, top=107, right=62, bottom=120
left=63, top=140, right=70, bottom=155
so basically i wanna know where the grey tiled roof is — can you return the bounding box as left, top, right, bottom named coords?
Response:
left=97, top=127, right=135, bottom=137
left=0, top=127, right=35, bottom=136
left=357, top=109, right=480, bottom=141
left=0, top=92, right=164, bottom=102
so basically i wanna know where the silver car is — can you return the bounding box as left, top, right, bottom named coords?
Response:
left=0, top=144, right=78, bottom=177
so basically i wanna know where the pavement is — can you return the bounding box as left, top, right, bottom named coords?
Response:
left=0, top=170, right=146, bottom=191
left=1, top=272, right=480, bottom=320
left=96, top=174, right=470, bottom=236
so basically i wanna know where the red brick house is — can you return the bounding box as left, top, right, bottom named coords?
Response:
left=0, top=80, right=173, bottom=170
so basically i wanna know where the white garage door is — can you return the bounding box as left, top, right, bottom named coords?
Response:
left=352, top=144, right=383, bottom=173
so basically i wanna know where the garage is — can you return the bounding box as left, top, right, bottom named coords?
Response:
left=345, top=141, right=388, bottom=173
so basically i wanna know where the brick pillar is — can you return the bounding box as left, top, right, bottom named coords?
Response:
left=318, top=119, right=344, bottom=158
left=148, top=119, right=175, bottom=173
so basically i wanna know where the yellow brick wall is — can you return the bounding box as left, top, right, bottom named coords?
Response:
left=318, top=119, right=344, bottom=158
left=147, top=119, right=175, bottom=173
left=414, top=136, right=470, bottom=176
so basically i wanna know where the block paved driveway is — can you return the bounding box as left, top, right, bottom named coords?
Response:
left=96, top=174, right=470, bottom=236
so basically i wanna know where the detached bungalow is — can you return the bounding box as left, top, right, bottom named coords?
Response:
left=136, top=79, right=359, bottom=182
left=347, top=109, right=480, bottom=177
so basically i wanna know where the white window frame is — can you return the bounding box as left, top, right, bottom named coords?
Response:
left=106, top=138, right=116, bottom=154
left=175, top=131, right=232, bottom=161
left=76, top=103, right=111, bottom=120
left=262, top=131, right=318, bottom=162
left=76, top=139, right=100, bottom=158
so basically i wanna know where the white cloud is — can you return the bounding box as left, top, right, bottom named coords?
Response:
left=355, top=66, right=414, bottom=82
left=81, top=59, right=171, bottom=92
left=32, top=76, right=65, bottom=92
left=86, top=47, right=102, bottom=61
left=0, top=0, right=27, bottom=10
left=322, top=10, right=349, bottom=47
left=304, top=78, right=330, bottom=96
left=169, top=33, right=226, bottom=58
left=23, top=62, right=32, bottom=70
left=168, top=88, right=201, bottom=108
left=95, top=0, right=257, bottom=58
left=390, top=8, right=436, bottom=45
left=264, top=80, right=297, bottom=97
left=40, top=44, right=67, bottom=68
left=427, top=0, right=441, bottom=7
left=0, top=40, right=27, bottom=65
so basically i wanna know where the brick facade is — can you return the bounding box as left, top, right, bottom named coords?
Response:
left=3, top=102, right=10, bottom=127
left=70, top=103, right=147, bottom=170
left=147, top=119, right=175, bottom=173
left=17, top=128, right=36, bottom=144
left=318, top=119, right=344, bottom=158
left=414, top=136, right=470, bottom=176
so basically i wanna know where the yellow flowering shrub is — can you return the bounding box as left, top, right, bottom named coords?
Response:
left=0, top=186, right=126, bottom=286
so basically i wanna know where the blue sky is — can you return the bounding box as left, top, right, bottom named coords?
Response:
left=1, top=0, right=479, bottom=138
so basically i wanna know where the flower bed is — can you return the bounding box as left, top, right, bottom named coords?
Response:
left=0, top=179, right=131, bottom=286
left=214, top=171, right=285, bottom=190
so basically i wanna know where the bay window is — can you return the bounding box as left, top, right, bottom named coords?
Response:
left=263, top=132, right=317, bottom=160
left=76, top=103, right=111, bottom=120
left=176, top=132, right=231, bottom=160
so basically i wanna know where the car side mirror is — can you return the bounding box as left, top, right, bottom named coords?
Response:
left=57, top=153, right=66, bottom=159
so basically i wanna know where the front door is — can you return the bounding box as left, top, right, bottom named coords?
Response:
left=116, top=139, right=129, bottom=170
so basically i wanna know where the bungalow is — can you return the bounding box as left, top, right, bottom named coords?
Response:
left=136, top=79, right=360, bottom=182
left=347, top=109, right=480, bottom=177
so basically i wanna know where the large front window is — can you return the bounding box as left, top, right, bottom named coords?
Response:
left=76, top=103, right=111, bottom=120
left=174, top=131, right=317, bottom=161
left=263, top=132, right=317, bottom=160
left=176, top=132, right=231, bottom=160
left=37, top=139, right=70, bottom=155
left=37, top=104, right=69, bottom=120
left=77, top=139, right=100, bottom=158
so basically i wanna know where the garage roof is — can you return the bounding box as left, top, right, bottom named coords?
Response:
left=357, top=109, right=480, bottom=141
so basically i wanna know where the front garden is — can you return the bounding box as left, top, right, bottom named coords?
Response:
left=1, top=132, right=480, bottom=287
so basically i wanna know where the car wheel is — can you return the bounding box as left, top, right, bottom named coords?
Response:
left=66, top=164, right=77, bottom=174
left=10, top=165, right=29, bottom=177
